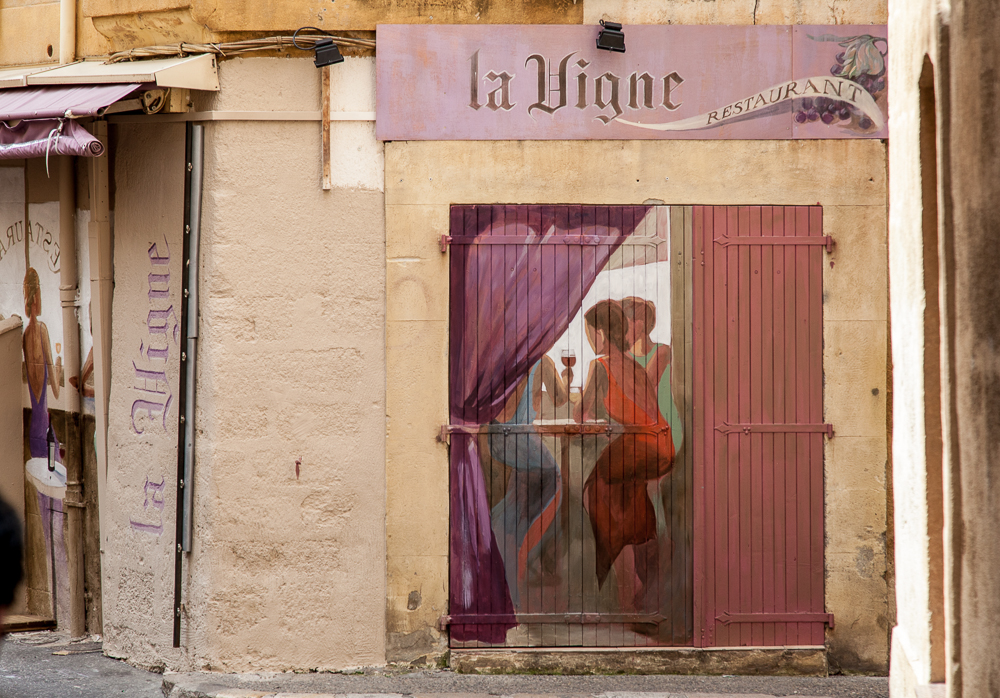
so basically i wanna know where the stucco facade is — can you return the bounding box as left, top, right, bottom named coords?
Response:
left=384, top=139, right=890, bottom=671
left=0, top=0, right=893, bottom=678
left=888, top=0, right=1000, bottom=696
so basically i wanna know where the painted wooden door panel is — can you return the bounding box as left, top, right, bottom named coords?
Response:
left=446, top=205, right=692, bottom=648
left=691, top=205, right=827, bottom=648
left=446, top=204, right=826, bottom=649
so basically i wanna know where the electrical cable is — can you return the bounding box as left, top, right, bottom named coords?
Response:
left=107, top=33, right=375, bottom=63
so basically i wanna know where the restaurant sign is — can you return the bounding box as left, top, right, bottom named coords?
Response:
left=375, top=24, right=887, bottom=141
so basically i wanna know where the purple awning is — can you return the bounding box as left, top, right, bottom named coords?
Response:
left=0, top=119, right=104, bottom=160
left=0, top=83, right=140, bottom=120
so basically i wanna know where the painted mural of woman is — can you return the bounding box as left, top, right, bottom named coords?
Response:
left=23, top=267, right=63, bottom=460
left=621, top=297, right=682, bottom=452
left=487, top=355, right=570, bottom=608
left=577, top=299, right=674, bottom=612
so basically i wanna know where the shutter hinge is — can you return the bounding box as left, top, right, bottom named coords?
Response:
left=440, top=235, right=453, bottom=252
left=714, top=234, right=835, bottom=254
left=715, top=422, right=834, bottom=438
left=716, top=611, right=835, bottom=629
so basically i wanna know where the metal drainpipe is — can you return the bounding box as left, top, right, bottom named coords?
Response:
left=59, top=0, right=75, bottom=64
left=57, top=157, right=86, bottom=637
left=173, top=122, right=203, bottom=647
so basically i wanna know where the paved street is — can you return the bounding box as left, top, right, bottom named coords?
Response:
left=0, top=632, right=162, bottom=697
left=0, top=632, right=888, bottom=698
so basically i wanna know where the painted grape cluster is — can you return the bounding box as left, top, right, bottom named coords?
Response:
left=801, top=33, right=888, bottom=131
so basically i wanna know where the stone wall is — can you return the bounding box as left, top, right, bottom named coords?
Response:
left=385, top=138, right=890, bottom=672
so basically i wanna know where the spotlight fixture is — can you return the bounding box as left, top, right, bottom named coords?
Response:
left=313, top=39, right=345, bottom=67
left=293, top=26, right=346, bottom=68
left=596, top=20, right=626, bottom=53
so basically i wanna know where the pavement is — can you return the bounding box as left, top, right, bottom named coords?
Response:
left=0, top=631, right=889, bottom=698
left=0, top=631, right=161, bottom=697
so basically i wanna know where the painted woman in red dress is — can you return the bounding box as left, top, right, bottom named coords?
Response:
left=577, top=300, right=675, bottom=611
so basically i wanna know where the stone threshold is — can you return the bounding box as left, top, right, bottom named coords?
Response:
left=449, top=646, right=828, bottom=676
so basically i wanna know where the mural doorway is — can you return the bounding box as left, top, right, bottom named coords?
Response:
left=444, top=205, right=826, bottom=649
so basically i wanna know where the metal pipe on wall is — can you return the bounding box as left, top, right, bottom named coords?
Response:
left=173, top=122, right=203, bottom=647
left=59, top=0, right=76, bottom=64
left=183, top=124, right=203, bottom=552
left=88, top=121, right=111, bottom=636
left=57, top=157, right=86, bottom=637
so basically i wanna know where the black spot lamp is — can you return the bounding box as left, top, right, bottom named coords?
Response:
left=292, top=27, right=346, bottom=68
left=596, top=20, right=626, bottom=53
left=313, top=39, right=345, bottom=68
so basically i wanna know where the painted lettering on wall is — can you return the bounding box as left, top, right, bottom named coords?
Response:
left=376, top=25, right=890, bottom=141
left=130, top=236, right=178, bottom=434
left=0, top=219, right=60, bottom=272
left=470, top=50, right=684, bottom=124
left=128, top=475, right=166, bottom=536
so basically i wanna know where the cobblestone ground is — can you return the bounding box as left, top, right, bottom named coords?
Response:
left=0, top=631, right=888, bottom=698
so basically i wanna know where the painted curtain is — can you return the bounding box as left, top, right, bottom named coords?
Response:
left=448, top=205, right=649, bottom=643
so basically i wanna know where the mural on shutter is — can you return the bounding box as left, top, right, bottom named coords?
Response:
left=691, top=206, right=830, bottom=648
left=446, top=205, right=692, bottom=648
left=445, top=204, right=828, bottom=649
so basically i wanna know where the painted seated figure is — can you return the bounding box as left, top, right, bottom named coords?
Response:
left=621, top=296, right=682, bottom=452
left=487, top=354, right=569, bottom=608
left=577, top=299, right=675, bottom=611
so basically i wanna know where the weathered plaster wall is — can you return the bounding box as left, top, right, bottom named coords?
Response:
left=583, top=0, right=886, bottom=25
left=103, top=57, right=386, bottom=672
left=103, top=121, right=186, bottom=669
left=190, top=56, right=386, bottom=672
left=384, top=139, right=889, bottom=671
left=885, top=0, right=945, bottom=695
left=0, top=0, right=887, bottom=62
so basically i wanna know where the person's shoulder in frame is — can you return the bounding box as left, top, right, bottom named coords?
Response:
left=0, top=496, right=23, bottom=621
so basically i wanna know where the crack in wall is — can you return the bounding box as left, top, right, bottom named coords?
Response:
left=753, top=0, right=761, bottom=25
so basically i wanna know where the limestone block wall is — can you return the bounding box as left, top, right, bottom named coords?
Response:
left=885, top=0, right=946, bottom=693
left=384, top=139, right=890, bottom=672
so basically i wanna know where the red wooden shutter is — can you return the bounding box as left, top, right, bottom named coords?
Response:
left=692, top=206, right=831, bottom=648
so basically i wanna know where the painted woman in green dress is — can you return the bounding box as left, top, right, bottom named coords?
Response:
left=621, top=297, right=682, bottom=453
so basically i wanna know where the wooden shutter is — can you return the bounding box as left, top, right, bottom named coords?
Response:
left=691, top=206, right=831, bottom=647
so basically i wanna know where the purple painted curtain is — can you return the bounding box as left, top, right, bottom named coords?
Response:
left=448, top=205, right=649, bottom=643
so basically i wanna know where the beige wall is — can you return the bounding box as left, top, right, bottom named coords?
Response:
left=885, top=0, right=946, bottom=694
left=384, top=139, right=890, bottom=671
left=191, top=56, right=386, bottom=672
left=103, top=120, right=186, bottom=668
left=98, top=56, right=387, bottom=671
left=3, top=0, right=886, bottom=65
left=583, top=0, right=886, bottom=24
left=104, top=56, right=387, bottom=672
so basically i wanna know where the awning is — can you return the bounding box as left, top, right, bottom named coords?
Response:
left=0, top=55, right=219, bottom=92
left=0, top=83, right=141, bottom=120
left=0, top=119, right=104, bottom=160
left=0, top=54, right=220, bottom=159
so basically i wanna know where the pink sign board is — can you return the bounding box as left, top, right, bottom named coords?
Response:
left=375, top=24, right=887, bottom=141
